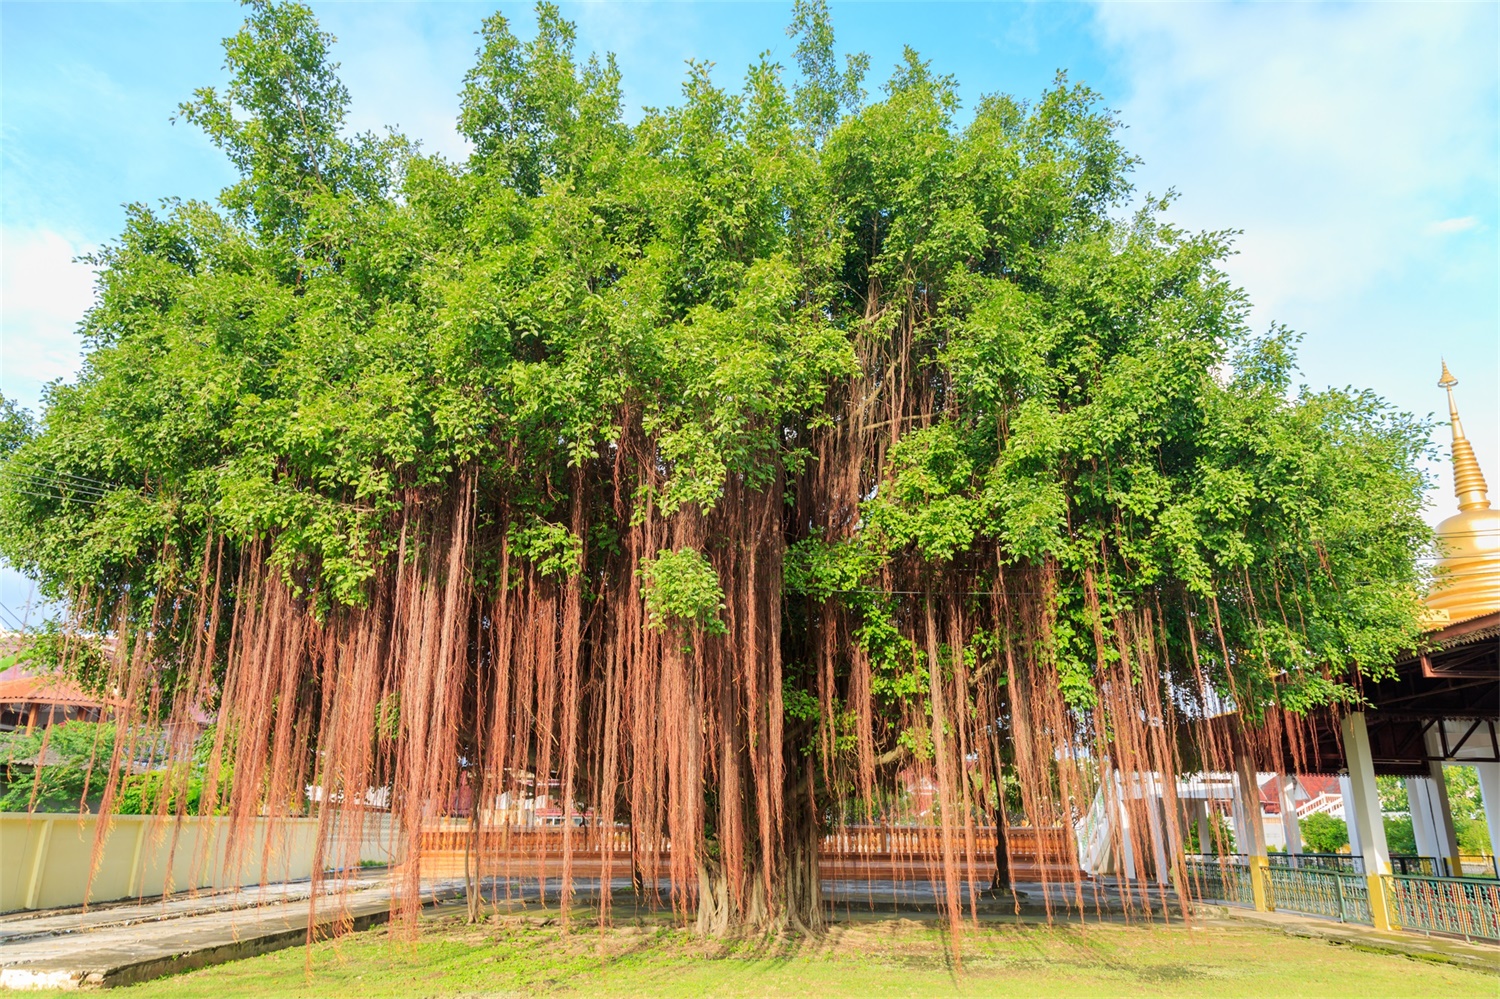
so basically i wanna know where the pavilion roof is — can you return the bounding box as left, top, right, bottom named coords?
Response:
left=0, top=669, right=117, bottom=710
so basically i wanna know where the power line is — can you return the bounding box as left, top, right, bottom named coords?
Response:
left=32, top=470, right=112, bottom=492
left=2, top=473, right=111, bottom=497
left=0, top=601, right=32, bottom=633
left=0, top=467, right=123, bottom=506
left=5, top=470, right=109, bottom=493
left=7, top=487, right=104, bottom=507
left=1, top=466, right=114, bottom=491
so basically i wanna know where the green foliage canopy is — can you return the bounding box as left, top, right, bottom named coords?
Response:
left=0, top=0, right=1432, bottom=823
left=1300, top=812, right=1350, bottom=854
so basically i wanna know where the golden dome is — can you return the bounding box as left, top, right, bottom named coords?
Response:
left=1425, top=362, right=1500, bottom=624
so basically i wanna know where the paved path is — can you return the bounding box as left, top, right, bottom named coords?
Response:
left=1196, top=902, right=1500, bottom=973
left=0, top=873, right=465, bottom=990
left=0, top=877, right=370, bottom=948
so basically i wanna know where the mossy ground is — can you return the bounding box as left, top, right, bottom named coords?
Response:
left=120, top=907, right=1496, bottom=998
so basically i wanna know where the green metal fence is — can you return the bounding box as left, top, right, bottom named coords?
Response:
left=1185, top=853, right=1498, bottom=939
left=1261, top=866, right=1372, bottom=924
left=1390, top=856, right=1440, bottom=876
left=1183, top=856, right=1255, bottom=907
left=1391, top=875, right=1500, bottom=941
left=1268, top=852, right=1361, bottom=873
left=1265, top=853, right=1439, bottom=876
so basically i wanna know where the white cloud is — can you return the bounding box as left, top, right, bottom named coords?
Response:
left=0, top=227, right=96, bottom=412
left=318, top=4, right=476, bottom=163
left=1090, top=2, right=1498, bottom=526
left=1092, top=2, right=1496, bottom=314
left=1427, top=216, right=1481, bottom=236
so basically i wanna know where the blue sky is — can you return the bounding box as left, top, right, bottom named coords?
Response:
left=1, top=1, right=1496, bottom=621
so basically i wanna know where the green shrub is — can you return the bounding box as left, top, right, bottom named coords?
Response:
left=1299, top=812, right=1349, bottom=853
left=1456, top=816, right=1492, bottom=855
left=0, top=722, right=227, bottom=814
left=1383, top=815, right=1416, bottom=854
left=1185, top=811, right=1237, bottom=854
left=0, top=722, right=118, bottom=812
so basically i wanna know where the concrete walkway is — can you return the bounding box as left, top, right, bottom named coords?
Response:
left=1195, top=902, right=1500, bottom=973
left=0, top=873, right=464, bottom=990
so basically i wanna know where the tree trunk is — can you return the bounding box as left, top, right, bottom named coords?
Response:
left=693, top=759, right=823, bottom=936
left=780, top=758, right=824, bottom=935
left=466, top=801, right=482, bottom=923
left=991, top=812, right=1011, bottom=892
left=695, top=854, right=732, bottom=936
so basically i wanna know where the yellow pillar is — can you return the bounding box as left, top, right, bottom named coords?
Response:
left=1234, top=748, right=1272, bottom=912
left=23, top=818, right=53, bottom=910
left=1365, top=873, right=1396, bottom=932
left=1248, top=854, right=1272, bottom=912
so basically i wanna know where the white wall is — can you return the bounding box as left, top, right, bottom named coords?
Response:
left=0, top=812, right=399, bottom=912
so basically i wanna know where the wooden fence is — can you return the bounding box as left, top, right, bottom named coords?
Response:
left=416, top=823, right=1075, bottom=876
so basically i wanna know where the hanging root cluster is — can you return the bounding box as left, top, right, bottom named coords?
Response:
left=7, top=0, right=1420, bottom=953
left=38, top=314, right=1346, bottom=953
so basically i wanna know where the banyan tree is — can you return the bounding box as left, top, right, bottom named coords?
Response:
left=0, top=1, right=1431, bottom=936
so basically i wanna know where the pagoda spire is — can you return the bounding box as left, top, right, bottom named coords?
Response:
left=1426, top=361, right=1500, bottom=624
left=1439, top=361, right=1491, bottom=512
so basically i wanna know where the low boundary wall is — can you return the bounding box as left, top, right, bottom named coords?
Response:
left=0, top=812, right=399, bottom=912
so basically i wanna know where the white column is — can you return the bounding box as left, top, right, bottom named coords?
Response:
left=1406, top=778, right=1440, bottom=858
left=1114, top=773, right=1138, bottom=880
left=1338, top=775, right=1363, bottom=858
left=1234, top=751, right=1273, bottom=912
left=1342, top=712, right=1399, bottom=930
left=1279, top=775, right=1303, bottom=856
left=1340, top=712, right=1391, bottom=876
left=1229, top=787, right=1249, bottom=854
left=1233, top=753, right=1267, bottom=857
left=1423, top=727, right=1463, bottom=873
left=1144, top=788, right=1170, bottom=885
left=1158, top=783, right=1184, bottom=863
left=1195, top=799, right=1212, bottom=855
left=1476, top=763, right=1500, bottom=860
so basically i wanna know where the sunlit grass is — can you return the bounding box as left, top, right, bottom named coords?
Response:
left=119, top=907, right=1496, bottom=998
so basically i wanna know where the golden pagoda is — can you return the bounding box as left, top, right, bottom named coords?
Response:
left=1425, top=362, right=1500, bottom=624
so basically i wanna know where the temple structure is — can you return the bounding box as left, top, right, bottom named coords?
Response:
left=1426, top=361, right=1500, bottom=624
left=1113, top=365, right=1500, bottom=934
left=1254, top=364, right=1500, bottom=928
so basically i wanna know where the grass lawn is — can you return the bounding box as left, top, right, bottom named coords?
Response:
left=120, top=909, right=1495, bottom=998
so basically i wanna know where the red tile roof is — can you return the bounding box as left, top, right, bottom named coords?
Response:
left=0, top=669, right=116, bottom=710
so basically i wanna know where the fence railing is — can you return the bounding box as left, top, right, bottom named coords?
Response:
left=1391, top=856, right=1441, bottom=876
left=819, top=826, right=1072, bottom=864
left=1265, top=853, right=1440, bottom=877
left=421, top=824, right=636, bottom=856
left=1182, top=855, right=1255, bottom=907
left=1268, top=852, right=1362, bottom=874
left=1391, top=875, right=1500, bottom=941
left=416, top=824, right=1073, bottom=866
left=1262, top=865, right=1372, bottom=924
left=1189, top=855, right=1498, bottom=940
left=414, top=826, right=1498, bottom=941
